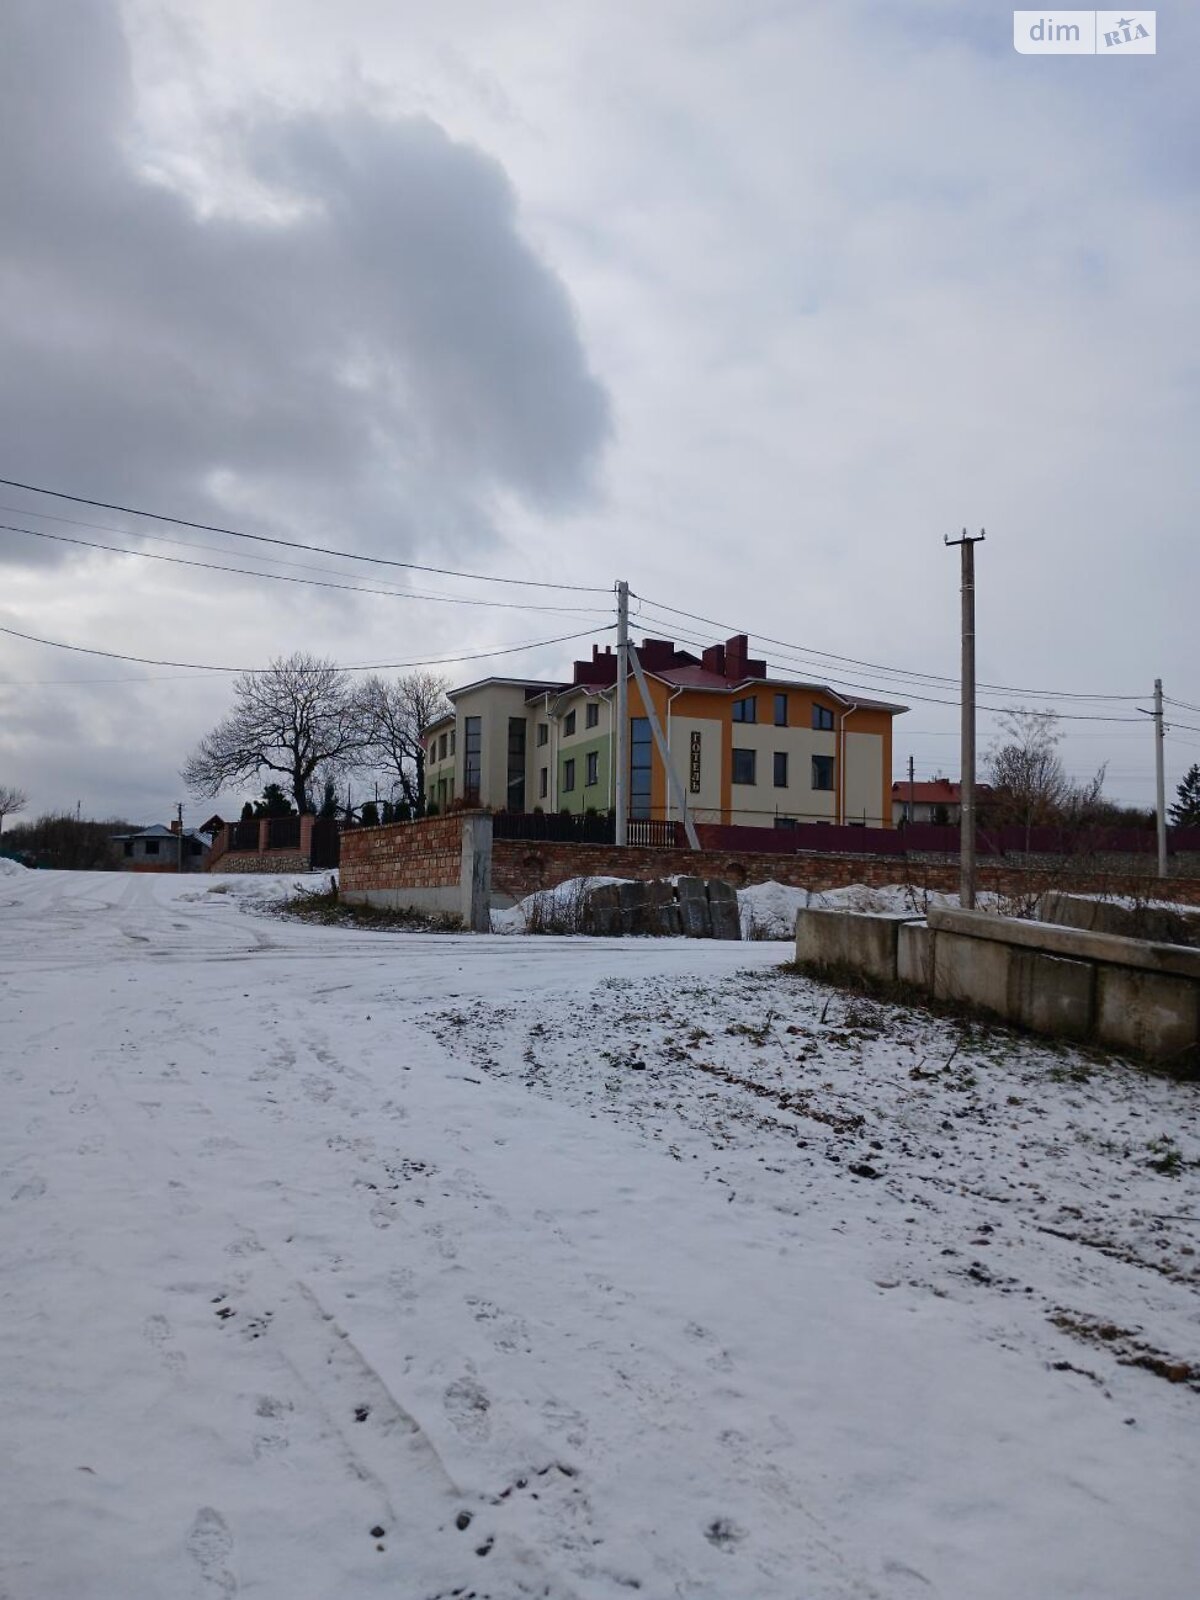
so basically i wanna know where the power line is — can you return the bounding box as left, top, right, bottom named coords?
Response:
left=0, top=475, right=610, bottom=594
left=0, top=521, right=611, bottom=617
left=632, top=591, right=1146, bottom=703
left=0, top=620, right=610, bottom=676
left=629, top=605, right=1145, bottom=722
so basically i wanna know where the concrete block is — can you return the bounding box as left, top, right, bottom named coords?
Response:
left=1039, top=892, right=1200, bottom=949
left=707, top=879, right=741, bottom=940
left=794, top=909, right=913, bottom=982
left=1095, top=967, right=1200, bottom=1061
left=618, top=879, right=648, bottom=934
left=676, top=875, right=707, bottom=902
left=928, top=905, right=1200, bottom=983
left=1010, top=951, right=1094, bottom=1040
left=583, top=883, right=621, bottom=936
left=933, top=929, right=1013, bottom=1016
left=677, top=893, right=712, bottom=938
left=897, top=922, right=935, bottom=990
left=651, top=904, right=684, bottom=936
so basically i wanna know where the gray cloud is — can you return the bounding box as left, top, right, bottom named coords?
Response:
left=0, top=0, right=609, bottom=567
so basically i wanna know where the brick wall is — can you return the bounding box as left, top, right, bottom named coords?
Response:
left=339, top=814, right=465, bottom=894
left=491, top=839, right=1200, bottom=908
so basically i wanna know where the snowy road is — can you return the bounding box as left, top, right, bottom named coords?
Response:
left=2, top=870, right=1198, bottom=1599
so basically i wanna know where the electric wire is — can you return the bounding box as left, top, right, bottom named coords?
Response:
left=632, top=591, right=1147, bottom=703
left=629, top=604, right=1146, bottom=723
left=0, top=521, right=611, bottom=617
left=0, top=620, right=610, bottom=676
left=0, top=475, right=610, bottom=593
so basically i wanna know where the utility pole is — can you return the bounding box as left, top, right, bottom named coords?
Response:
left=176, top=800, right=184, bottom=873
left=614, top=580, right=629, bottom=846
left=1154, top=677, right=1168, bottom=879
left=908, top=754, right=916, bottom=828
left=945, top=528, right=985, bottom=909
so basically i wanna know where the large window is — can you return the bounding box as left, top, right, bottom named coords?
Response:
left=812, top=754, right=835, bottom=791
left=506, top=717, right=526, bottom=811
left=438, top=732, right=448, bottom=761
left=563, top=758, right=576, bottom=793
left=774, top=692, right=788, bottom=727
left=144, top=838, right=159, bottom=856
left=732, top=748, right=757, bottom=785
left=463, top=715, right=482, bottom=800
left=773, top=751, right=788, bottom=788
left=732, top=696, right=757, bottom=723
left=539, top=767, right=548, bottom=800
left=586, top=701, right=600, bottom=729
left=564, top=710, right=577, bottom=736
left=630, top=716, right=652, bottom=818
left=586, top=751, right=599, bottom=787
left=537, top=722, right=549, bottom=747
left=774, top=816, right=798, bottom=829
left=812, top=704, right=835, bottom=731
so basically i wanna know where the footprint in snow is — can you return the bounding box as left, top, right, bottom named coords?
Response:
left=185, top=1507, right=237, bottom=1595
left=444, top=1374, right=492, bottom=1441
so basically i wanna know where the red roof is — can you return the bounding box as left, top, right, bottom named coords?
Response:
left=891, top=779, right=993, bottom=803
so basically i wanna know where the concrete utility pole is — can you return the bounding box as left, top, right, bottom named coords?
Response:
left=1154, top=677, right=1168, bottom=879
left=614, top=580, right=629, bottom=845
left=945, top=528, right=985, bottom=909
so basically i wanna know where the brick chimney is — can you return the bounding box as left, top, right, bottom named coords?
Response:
left=169, top=819, right=182, bottom=834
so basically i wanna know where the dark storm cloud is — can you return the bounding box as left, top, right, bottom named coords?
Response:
left=0, top=0, right=610, bottom=565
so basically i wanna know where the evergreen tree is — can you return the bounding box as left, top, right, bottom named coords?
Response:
left=1169, top=764, right=1200, bottom=827
left=360, top=800, right=380, bottom=828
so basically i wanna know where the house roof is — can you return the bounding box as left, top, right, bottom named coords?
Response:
left=111, top=824, right=212, bottom=845
left=891, top=779, right=994, bottom=803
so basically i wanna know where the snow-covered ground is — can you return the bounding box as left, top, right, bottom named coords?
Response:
left=3, top=870, right=1199, bottom=1599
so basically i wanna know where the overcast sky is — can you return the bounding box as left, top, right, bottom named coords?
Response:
left=2, top=0, right=1197, bottom=826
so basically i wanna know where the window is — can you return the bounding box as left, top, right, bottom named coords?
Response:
left=732, top=696, right=756, bottom=723
left=586, top=701, right=599, bottom=729
left=773, top=751, right=788, bottom=788
left=630, top=717, right=652, bottom=819
left=812, top=754, right=835, bottom=791
left=464, top=715, right=482, bottom=800
left=563, top=758, right=576, bottom=793
left=564, top=710, right=576, bottom=736
left=774, top=817, right=798, bottom=829
left=537, top=722, right=549, bottom=747
left=507, top=717, right=526, bottom=811
left=122, top=840, right=133, bottom=858
left=438, top=733, right=447, bottom=761
left=586, top=751, right=599, bottom=786
left=774, top=692, right=788, bottom=727
left=450, top=730, right=456, bottom=755
left=539, top=766, right=548, bottom=800
left=144, top=837, right=160, bottom=856
left=812, top=704, right=835, bottom=731
left=732, top=748, right=756, bottom=785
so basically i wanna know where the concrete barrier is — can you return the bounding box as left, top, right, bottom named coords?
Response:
left=1038, top=891, right=1200, bottom=949
left=793, top=909, right=922, bottom=984
left=797, top=904, right=1200, bottom=1063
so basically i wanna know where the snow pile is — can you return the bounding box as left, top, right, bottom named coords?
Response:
left=186, top=870, right=335, bottom=907
left=492, top=875, right=631, bottom=933
left=0, top=855, right=30, bottom=877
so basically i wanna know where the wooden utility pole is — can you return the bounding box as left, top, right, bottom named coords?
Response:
left=176, top=800, right=184, bottom=874
left=945, top=529, right=985, bottom=908
left=908, top=754, right=916, bottom=827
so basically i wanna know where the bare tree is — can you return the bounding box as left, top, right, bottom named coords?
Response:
left=0, top=784, right=28, bottom=836
left=986, top=708, right=1106, bottom=840
left=360, top=671, right=451, bottom=811
left=182, top=654, right=372, bottom=813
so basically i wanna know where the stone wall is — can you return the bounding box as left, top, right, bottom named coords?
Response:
left=210, top=850, right=310, bottom=875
